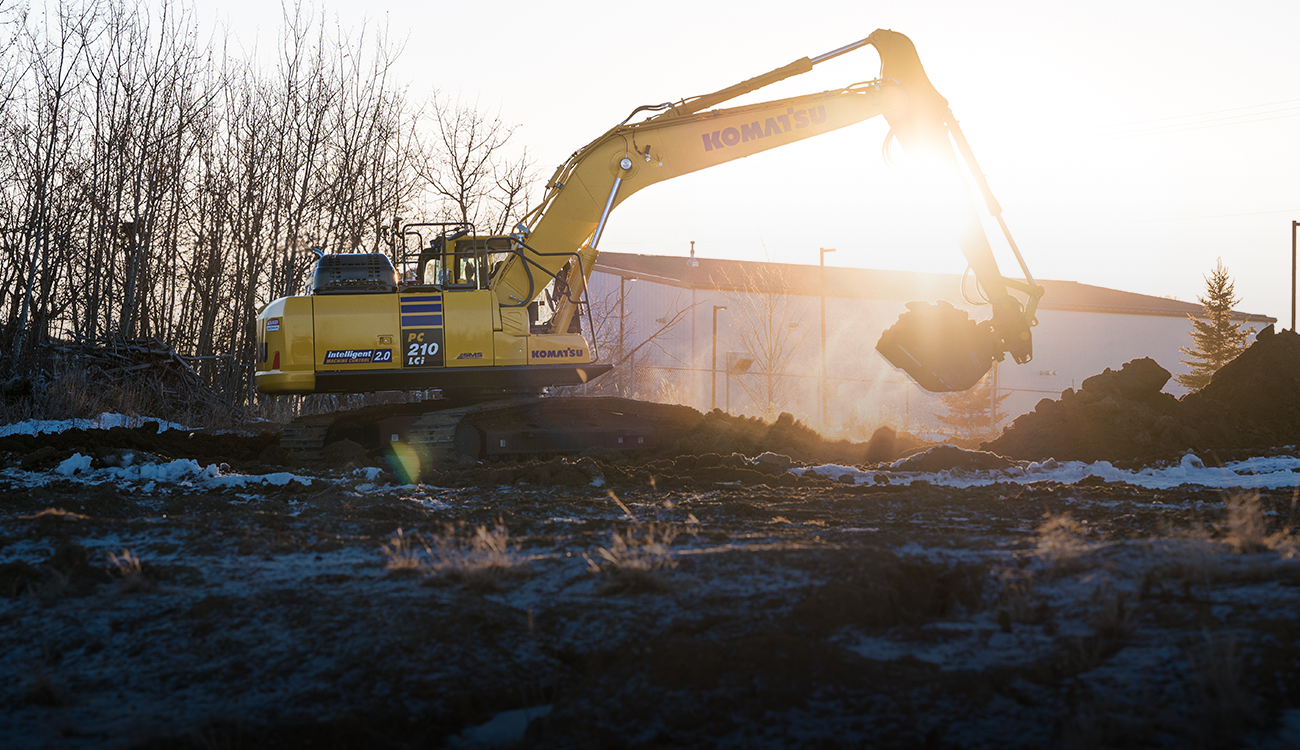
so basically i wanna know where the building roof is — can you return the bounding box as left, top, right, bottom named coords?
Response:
left=593, top=251, right=1275, bottom=323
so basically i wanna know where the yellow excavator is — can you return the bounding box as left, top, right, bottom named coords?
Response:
left=255, top=29, right=1043, bottom=468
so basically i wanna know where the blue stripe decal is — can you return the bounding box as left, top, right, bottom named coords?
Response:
left=402, top=314, right=443, bottom=326
left=401, top=295, right=442, bottom=302
left=400, top=303, right=443, bottom=313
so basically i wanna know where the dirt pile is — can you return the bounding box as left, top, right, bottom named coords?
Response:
left=671, top=409, right=922, bottom=465
left=0, top=423, right=282, bottom=473
left=986, top=329, right=1300, bottom=462
left=1182, top=327, right=1300, bottom=448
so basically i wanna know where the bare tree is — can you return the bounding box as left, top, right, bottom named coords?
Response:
left=722, top=265, right=810, bottom=420
left=7, top=0, right=98, bottom=359
left=416, top=96, right=533, bottom=233
left=0, top=0, right=509, bottom=417
left=579, top=283, right=695, bottom=400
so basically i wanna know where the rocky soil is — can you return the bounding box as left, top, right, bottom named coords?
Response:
left=986, top=328, right=1300, bottom=463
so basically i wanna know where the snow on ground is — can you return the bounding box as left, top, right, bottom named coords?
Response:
left=798, top=446, right=1300, bottom=491
left=0, top=454, right=315, bottom=499
left=4, top=414, right=1299, bottom=497
left=0, top=412, right=189, bottom=437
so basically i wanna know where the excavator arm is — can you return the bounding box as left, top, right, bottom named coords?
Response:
left=491, top=29, right=1042, bottom=392
left=493, top=75, right=905, bottom=318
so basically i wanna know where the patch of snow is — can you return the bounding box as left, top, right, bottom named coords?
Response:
left=446, top=704, right=552, bottom=749
left=843, top=624, right=1058, bottom=672
left=2, top=456, right=314, bottom=494
left=55, top=453, right=93, bottom=476
left=798, top=452, right=1300, bottom=491
left=353, top=466, right=386, bottom=481
left=788, top=463, right=858, bottom=480
left=0, top=412, right=189, bottom=436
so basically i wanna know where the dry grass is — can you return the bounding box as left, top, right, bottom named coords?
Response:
left=1035, top=513, right=1091, bottom=572
left=1138, top=495, right=1300, bottom=597
left=381, top=522, right=524, bottom=591
left=994, top=567, right=1049, bottom=630
left=381, top=528, right=426, bottom=572
left=0, top=359, right=246, bottom=428
left=1189, top=633, right=1262, bottom=742
left=1222, top=493, right=1296, bottom=555
left=107, top=548, right=154, bottom=594
left=584, top=522, right=680, bottom=594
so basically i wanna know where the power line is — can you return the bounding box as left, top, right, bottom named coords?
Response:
left=1077, top=97, right=1300, bottom=141
left=1102, top=208, right=1300, bottom=225
left=1082, top=107, right=1300, bottom=141
left=1087, top=98, right=1300, bottom=129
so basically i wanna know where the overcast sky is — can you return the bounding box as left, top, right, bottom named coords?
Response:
left=207, top=0, right=1300, bottom=324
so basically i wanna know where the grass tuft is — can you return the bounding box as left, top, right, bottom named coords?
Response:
left=994, top=567, right=1049, bottom=630
left=107, top=549, right=155, bottom=594
left=1222, top=493, right=1295, bottom=555
left=584, top=523, right=680, bottom=594
left=381, top=522, right=525, bottom=591
left=1035, top=513, right=1090, bottom=572
left=381, top=528, right=427, bottom=572
left=1189, top=633, right=1262, bottom=741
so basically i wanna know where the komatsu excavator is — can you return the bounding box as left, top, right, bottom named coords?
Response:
left=255, top=29, right=1044, bottom=469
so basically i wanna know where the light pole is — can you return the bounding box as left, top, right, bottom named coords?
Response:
left=619, top=275, right=636, bottom=396
left=711, top=305, right=726, bottom=410
left=1292, top=221, right=1298, bottom=331
left=819, top=247, right=835, bottom=430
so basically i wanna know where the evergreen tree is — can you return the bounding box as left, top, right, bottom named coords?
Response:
left=936, top=370, right=1010, bottom=441
left=1176, top=259, right=1253, bottom=391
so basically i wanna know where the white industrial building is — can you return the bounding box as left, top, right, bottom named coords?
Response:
left=583, top=251, right=1275, bottom=437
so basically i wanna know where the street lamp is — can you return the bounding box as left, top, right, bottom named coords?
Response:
left=619, top=275, right=636, bottom=396
left=711, top=305, right=726, bottom=410
left=819, top=247, right=835, bottom=430
left=1292, top=221, right=1299, bottom=331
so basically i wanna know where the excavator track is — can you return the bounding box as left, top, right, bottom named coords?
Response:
left=405, top=399, right=531, bottom=467
left=280, top=399, right=468, bottom=464
left=282, top=396, right=704, bottom=477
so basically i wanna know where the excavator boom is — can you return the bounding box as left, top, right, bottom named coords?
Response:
left=489, top=29, right=1041, bottom=391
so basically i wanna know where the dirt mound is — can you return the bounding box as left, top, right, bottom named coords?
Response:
left=672, top=410, right=918, bottom=465
left=986, top=330, right=1300, bottom=462
left=1182, top=327, right=1300, bottom=448
left=891, top=444, right=1014, bottom=472
left=0, top=423, right=282, bottom=473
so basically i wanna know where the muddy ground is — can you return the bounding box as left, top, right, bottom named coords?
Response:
left=4, top=331, right=1300, bottom=748
left=2, top=417, right=1299, bottom=749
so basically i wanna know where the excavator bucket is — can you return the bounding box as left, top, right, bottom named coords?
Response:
left=876, top=301, right=998, bottom=392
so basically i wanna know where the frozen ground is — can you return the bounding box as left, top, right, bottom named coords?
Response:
left=1, top=416, right=1298, bottom=748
